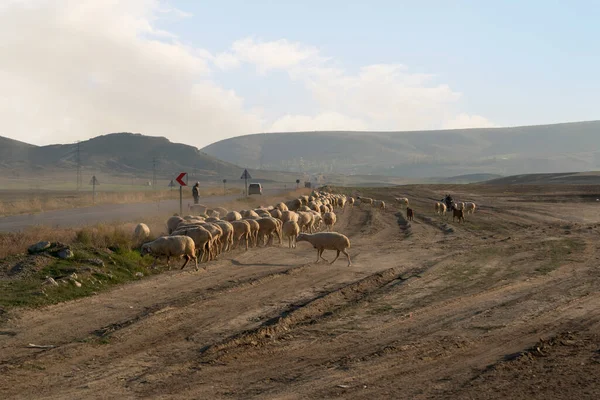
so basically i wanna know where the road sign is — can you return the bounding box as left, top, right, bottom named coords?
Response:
left=240, top=169, right=252, bottom=196
left=168, top=180, right=176, bottom=188
left=222, top=179, right=227, bottom=183
left=240, top=169, right=252, bottom=180
left=176, top=172, right=187, bottom=186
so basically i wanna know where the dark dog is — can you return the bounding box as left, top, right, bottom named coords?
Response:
left=406, top=207, right=414, bottom=221
left=452, top=206, right=464, bottom=223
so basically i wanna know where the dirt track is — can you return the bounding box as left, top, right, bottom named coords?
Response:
left=1, top=185, right=600, bottom=399
left=0, top=188, right=285, bottom=232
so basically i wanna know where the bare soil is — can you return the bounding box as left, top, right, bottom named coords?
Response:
left=1, top=185, right=599, bottom=399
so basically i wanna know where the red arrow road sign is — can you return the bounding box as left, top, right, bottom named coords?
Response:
left=176, top=172, right=187, bottom=186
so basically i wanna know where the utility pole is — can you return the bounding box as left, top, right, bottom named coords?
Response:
left=152, top=157, right=158, bottom=189
left=89, top=175, right=99, bottom=204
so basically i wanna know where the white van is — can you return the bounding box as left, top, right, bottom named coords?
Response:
left=248, top=183, right=263, bottom=195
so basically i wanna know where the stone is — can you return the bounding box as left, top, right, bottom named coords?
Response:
left=71, top=280, right=82, bottom=288
left=86, top=258, right=105, bottom=267
left=28, top=241, right=51, bottom=254
left=135, top=272, right=144, bottom=278
left=57, top=248, right=74, bottom=259
left=42, top=277, right=59, bottom=286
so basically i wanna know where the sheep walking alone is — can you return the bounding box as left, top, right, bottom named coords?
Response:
left=296, top=232, right=352, bottom=267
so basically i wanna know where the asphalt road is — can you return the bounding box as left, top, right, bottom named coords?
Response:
left=0, top=188, right=286, bottom=232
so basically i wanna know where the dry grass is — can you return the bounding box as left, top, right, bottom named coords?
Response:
left=0, top=189, right=310, bottom=259
left=0, top=187, right=239, bottom=217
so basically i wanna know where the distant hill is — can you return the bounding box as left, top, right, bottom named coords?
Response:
left=201, top=120, right=600, bottom=178
left=0, top=133, right=288, bottom=184
left=483, top=171, right=600, bottom=185
left=422, top=173, right=504, bottom=184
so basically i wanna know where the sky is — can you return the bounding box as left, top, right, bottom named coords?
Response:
left=1, top=0, right=599, bottom=148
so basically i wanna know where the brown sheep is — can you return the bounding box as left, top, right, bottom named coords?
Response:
left=452, top=206, right=465, bottom=223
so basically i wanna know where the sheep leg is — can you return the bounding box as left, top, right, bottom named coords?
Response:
left=180, top=255, right=189, bottom=270
left=319, top=248, right=329, bottom=263
left=342, top=249, right=352, bottom=266
left=330, top=250, right=341, bottom=264
left=166, top=256, right=171, bottom=271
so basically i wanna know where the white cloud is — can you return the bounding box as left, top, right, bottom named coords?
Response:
left=220, top=38, right=485, bottom=132
left=0, top=1, right=493, bottom=149
left=0, top=0, right=262, bottom=146
left=269, top=112, right=369, bottom=133
left=229, top=37, right=324, bottom=74
left=443, top=113, right=497, bottom=129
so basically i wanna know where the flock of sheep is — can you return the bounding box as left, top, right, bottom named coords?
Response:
left=434, top=200, right=477, bottom=223
left=135, top=191, right=358, bottom=271
left=132, top=191, right=477, bottom=271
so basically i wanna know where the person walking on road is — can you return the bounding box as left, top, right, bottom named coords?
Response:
left=192, top=182, right=200, bottom=204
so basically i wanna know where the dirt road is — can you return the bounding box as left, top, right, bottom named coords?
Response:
left=1, top=185, right=599, bottom=399
left=0, top=188, right=285, bottom=232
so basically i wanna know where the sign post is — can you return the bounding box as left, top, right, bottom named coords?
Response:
left=89, top=175, right=99, bottom=204
left=240, top=169, right=252, bottom=196
left=296, top=179, right=300, bottom=189
left=222, top=179, right=227, bottom=195
left=175, top=172, right=187, bottom=215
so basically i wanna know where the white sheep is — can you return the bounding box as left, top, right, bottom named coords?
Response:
left=244, top=219, right=260, bottom=247
left=281, top=210, right=299, bottom=224
left=357, top=196, right=373, bottom=206
left=269, top=208, right=283, bottom=219
left=257, top=217, right=282, bottom=247
left=296, top=232, right=352, bottom=266
left=224, top=211, right=242, bottom=222
left=297, top=211, right=314, bottom=233
left=465, top=202, right=477, bottom=214
left=141, top=235, right=198, bottom=270
left=214, top=220, right=235, bottom=253
left=133, top=223, right=150, bottom=247
left=171, top=226, right=212, bottom=264
left=189, top=204, right=208, bottom=215
left=275, top=202, right=289, bottom=212
left=395, top=197, right=409, bottom=209
left=282, top=220, right=300, bottom=248
left=214, top=207, right=228, bottom=217
left=230, top=220, right=251, bottom=251
left=322, top=212, right=337, bottom=231
left=167, top=215, right=184, bottom=234
left=373, top=200, right=386, bottom=211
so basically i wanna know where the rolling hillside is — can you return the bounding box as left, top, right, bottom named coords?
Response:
left=0, top=133, right=296, bottom=185
left=201, top=120, right=600, bottom=178
left=483, top=171, right=600, bottom=185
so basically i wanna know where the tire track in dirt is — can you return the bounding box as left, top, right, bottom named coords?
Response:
left=197, top=267, right=404, bottom=362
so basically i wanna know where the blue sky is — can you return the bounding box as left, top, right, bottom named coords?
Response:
left=162, top=0, right=599, bottom=127
left=1, top=0, right=598, bottom=147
